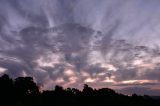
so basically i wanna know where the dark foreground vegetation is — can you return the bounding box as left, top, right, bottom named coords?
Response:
left=0, top=74, right=159, bottom=106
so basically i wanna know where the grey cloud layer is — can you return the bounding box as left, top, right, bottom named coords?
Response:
left=0, top=0, right=160, bottom=95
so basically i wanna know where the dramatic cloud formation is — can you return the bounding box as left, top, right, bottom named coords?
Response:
left=0, top=0, right=160, bottom=95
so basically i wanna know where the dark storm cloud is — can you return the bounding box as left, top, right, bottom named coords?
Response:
left=0, top=0, right=160, bottom=95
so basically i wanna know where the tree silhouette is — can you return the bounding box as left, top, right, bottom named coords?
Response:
left=0, top=74, right=14, bottom=104
left=14, top=77, right=39, bottom=98
left=0, top=74, right=159, bottom=106
left=83, top=84, right=94, bottom=96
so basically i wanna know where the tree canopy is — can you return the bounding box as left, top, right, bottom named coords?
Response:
left=0, top=74, right=159, bottom=106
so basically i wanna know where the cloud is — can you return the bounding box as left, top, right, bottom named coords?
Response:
left=0, top=0, right=160, bottom=94
left=116, top=87, right=160, bottom=96
left=114, top=80, right=159, bottom=86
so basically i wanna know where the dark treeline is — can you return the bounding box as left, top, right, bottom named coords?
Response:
left=0, top=74, right=159, bottom=106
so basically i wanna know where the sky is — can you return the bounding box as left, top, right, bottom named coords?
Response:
left=0, top=0, right=160, bottom=96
